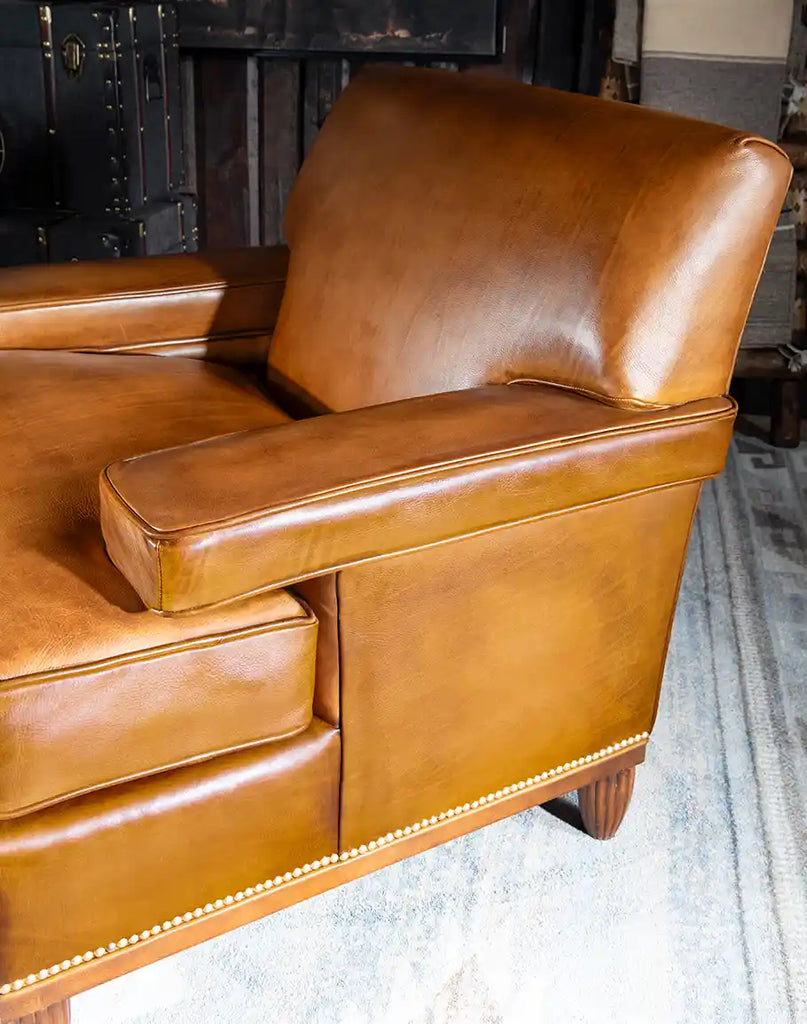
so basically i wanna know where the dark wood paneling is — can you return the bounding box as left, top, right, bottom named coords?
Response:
left=464, top=0, right=537, bottom=82
left=180, top=55, right=198, bottom=196
left=534, top=0, right=613, bottom=94
left=302, top=59, right=348, bottom=155
left=188, top=0, right=615, bottom=246
left=534, top=0, right=583, bottom=91
left=194, top=54, right=252, bottom=247
left=260, top=60, right=301, bottom=244
left=178, top=0, right=499, bottom=56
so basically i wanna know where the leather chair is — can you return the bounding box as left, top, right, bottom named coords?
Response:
left=0, top=68, right=790, bottom=1022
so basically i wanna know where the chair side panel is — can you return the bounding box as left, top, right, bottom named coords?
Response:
left=336, top=482, right=701, bottom=849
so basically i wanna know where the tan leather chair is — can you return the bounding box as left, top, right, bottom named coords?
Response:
left=0, top=68, right=790, bottom=1022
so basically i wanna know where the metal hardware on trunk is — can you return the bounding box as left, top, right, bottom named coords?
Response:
left=60, top=34, right=85, bottom=77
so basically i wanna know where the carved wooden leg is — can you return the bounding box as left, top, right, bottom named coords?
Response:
left=578, top=766, right=635, bottom=840
left=6, top=998, right=70, bottom=1024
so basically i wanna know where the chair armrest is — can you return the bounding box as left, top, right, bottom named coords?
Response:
left=100, top=383, right=735, bottom=613
left=0, top=246, right=288, bottom=359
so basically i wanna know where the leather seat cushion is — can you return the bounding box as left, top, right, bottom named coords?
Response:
left=0, top=719, right=340, bottom=985
left=0, top=350, right=318, bottom=819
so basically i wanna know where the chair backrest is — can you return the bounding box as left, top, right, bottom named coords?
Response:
left=268, top=67, right=791, bottom=413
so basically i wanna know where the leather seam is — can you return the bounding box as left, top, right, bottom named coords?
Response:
left=647, top=482, right=703, bottom=731
left=75, top=330, right=273, bottom=354
left=145, top=474, right=719, bottom=615
left=105, top=403, right=736, bottom=539
left=0, top=612, right=316, bottom=690
left=101, top=466, right=174, bottom=548
left=0, top=731, right=648, bottom=997
left=0, top=718, right=315, bottom=821
left=156, top=537, right=164, bottom=610
left=0, top=279, right=287, bottom=315
left=506, top=377, right=670, bottom=409
left=736, top=134, right=790, bottom=161
left=335, top=572, right=345, bottom=850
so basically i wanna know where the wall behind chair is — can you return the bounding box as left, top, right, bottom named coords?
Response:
left=181, top=0, right=615, bottom=248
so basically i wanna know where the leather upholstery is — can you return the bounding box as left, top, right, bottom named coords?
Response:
left=0, top=246, right=288, bottom=360
left=0, top=68, right=793, bottom=1017
left=293, top=576, right=341, bottom=727
left=0, top=720, right=339, bottom=985
left=336, top=483, right=700, bottom=848
left=100, top=383, right=734, bottom=612
left=269, top=67, right=790, bottom=412
left=0, top=351, right=318, bottom=817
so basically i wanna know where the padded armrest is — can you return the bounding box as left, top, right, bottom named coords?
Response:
left=100, top=383, right=736, bottom=613
left=0, top=246, right=288, bottom=355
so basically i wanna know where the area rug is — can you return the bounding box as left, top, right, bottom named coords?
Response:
left=73, top=434, right=807, bottom=1024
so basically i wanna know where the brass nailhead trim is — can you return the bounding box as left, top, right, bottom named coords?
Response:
left=0, top=733, right=648, bottom=995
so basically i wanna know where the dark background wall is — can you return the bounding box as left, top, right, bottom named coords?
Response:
left=183, top=0, right=615, bottom=247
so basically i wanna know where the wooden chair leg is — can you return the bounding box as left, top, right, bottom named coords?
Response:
left=578, top=766, right=635, bottom=840
left=771, top=378, right=801, bottom=448
left=6, top=998, right=70, bottom=1024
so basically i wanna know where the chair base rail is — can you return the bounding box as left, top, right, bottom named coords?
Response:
left=0, top=738, right=647, bottom=1019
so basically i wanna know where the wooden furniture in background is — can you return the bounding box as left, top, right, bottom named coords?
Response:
left=734, top=348, right=805, bottom=448
left=177, top=0, right=499, bottom=54
left=181, top=0, right=614, bottom=246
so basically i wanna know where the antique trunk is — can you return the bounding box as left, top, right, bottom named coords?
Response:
left=0, top=3, right=184, bottom=216
left=0, top=209, right=68, bottom=266
left=48, top=2, right=184, bottom=214
left=47, top=195, right=197, bottom=260
left=0, top=4, right=59, bottom=210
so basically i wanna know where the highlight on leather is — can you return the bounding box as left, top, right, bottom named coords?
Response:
left=268, top=67, right=791, bottom=412
left=0, top=246, right=288, bottom=352
left=99, top=383, right=736, bottom=613
left=0, top=609, right=318, bottom=819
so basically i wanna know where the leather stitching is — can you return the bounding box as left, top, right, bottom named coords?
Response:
left=156, top=539, right=164, bottom=611
left=144, top=475, right=715, bottom=616
left=0, top=611, right=316, bottom=689
left=0, top=279, right=286, bottom=315
left=506, top=377, right=670, bottom=409
left=105, top=400, right=735, bottom=540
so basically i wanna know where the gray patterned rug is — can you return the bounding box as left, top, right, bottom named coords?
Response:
left=74, top=434, right=807, bottom=1024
